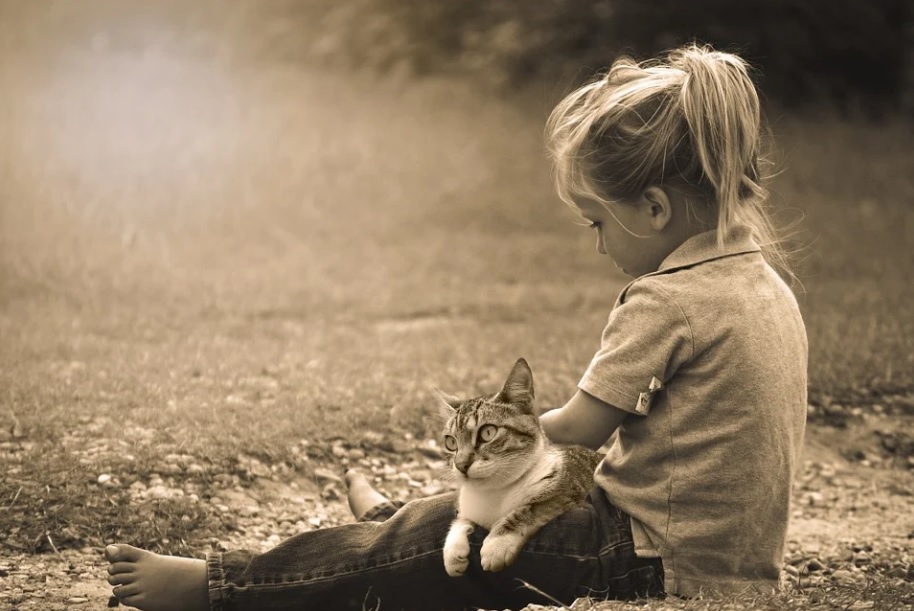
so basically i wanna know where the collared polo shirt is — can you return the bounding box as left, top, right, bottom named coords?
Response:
left=579, top=224, right=808, bottom=597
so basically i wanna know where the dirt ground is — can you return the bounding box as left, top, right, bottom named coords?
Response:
left=2, top=412, right=912, bottom=610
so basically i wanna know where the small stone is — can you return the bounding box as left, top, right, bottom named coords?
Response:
left=214, top=473, right=233, bottom=486
left=145, top=485, right=174, bottom=499
left=361, top=431, right=385, bottom=445
left=803, top=491, right=824, bottom=505
left=321, top=483, right=341, bottom=500
left=238, top=505, right=260, bottom=518
left=97, top=474, right=112, bottom=485
left=853, top=550, right=871, bottom=566
left=417, top=440, right=442, bottom=458
left=348, top=448, right=366, bottom=460
left=379, top=438, right=410, bottom=454
left=803, top=558, right=825, bottom=573
left=331, top=444, right=348, bottom=458
left=408, top=469, right=432, bottom=482
left=313, top=468, right=342, bottom=484
left=831, top=569, right=856, bottom=585
left=67, top=598, right=89, bottom=604
left=786, top=552, right=805, bottom=566
left=799, top=574, right=826, bottom=588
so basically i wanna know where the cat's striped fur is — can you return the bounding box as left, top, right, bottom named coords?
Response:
left=438, top=358, right=601, bottom=576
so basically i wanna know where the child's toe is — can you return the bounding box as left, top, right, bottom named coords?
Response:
left=108, top=562, right=136, bottom=575
left=107, top=572, right=133, bottom=586
left=106, top=543, right=145, bottom=562
left=117, top=544, right=145, bottom=560
left=112, top=582, right=142, bottom=599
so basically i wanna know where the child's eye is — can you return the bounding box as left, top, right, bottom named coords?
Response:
left=478, top=425, right=498, bottom=442
left=444, top=435, right=458, bottom=452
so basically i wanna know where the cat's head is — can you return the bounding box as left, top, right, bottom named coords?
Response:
left=437, top=358, right=545, bottom=486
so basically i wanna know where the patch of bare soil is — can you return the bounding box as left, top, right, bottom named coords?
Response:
left=2, top=416, right=912, bottom=610
left=785, top=415, right=914, bottom=589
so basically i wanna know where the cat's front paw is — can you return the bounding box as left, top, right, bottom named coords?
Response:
left=443, top=536, right=471, bottom=577
left=480, top=533, right=525, bottom=572
left=443, top=520, right=474, bottom=577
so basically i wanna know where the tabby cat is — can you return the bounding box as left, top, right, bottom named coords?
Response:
left=438, top=358, right=601, bottom=576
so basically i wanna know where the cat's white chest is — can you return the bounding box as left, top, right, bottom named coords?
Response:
left=457, top=450, right=559, bottom=530
left=458, top=486, right=513, bottom=530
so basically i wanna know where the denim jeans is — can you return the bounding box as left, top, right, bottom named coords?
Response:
left=205, top=487, right=664, bottom=611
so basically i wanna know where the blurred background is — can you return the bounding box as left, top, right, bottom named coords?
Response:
left=1, top=0, right=914, bottom=567
left=1, top=0, right=913, bottom=444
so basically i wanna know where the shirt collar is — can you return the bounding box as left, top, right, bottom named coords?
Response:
left=657, top=224, right=761, bottom=273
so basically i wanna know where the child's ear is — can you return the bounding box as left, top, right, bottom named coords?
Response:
left=640, top=186, right=673, bottom=231
left=433, top=388, right=461, bottom=418
left=497, top=358, right=535, bottom=409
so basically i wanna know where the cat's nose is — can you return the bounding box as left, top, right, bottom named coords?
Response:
left=455, top=459, right=472, bottom=475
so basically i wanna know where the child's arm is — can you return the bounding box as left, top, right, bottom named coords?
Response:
left=539, top=390, right=628, bottom=450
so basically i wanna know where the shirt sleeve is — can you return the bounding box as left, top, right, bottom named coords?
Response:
left=579, top=278, right=693, bottom=416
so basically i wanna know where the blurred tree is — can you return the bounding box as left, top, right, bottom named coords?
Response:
left=903, top=2, right=914, bottom=115
left=285, top=0, right=910, bottom=111
left=588, top=0, right=908, bottom=110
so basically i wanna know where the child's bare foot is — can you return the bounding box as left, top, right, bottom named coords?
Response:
left=105, top=544, right=209, bottom=611
left=344, top=469, right=391, bottom=518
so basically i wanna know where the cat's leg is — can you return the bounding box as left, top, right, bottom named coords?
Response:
left=442, top=517, right=475, bottom=577
left=481, top=498, right=579, bottom=572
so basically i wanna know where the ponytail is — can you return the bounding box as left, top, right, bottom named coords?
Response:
left=671, top=45, right=793, bottom=281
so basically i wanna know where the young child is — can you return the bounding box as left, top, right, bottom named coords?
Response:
left=104, top=43, right=807, bottom=610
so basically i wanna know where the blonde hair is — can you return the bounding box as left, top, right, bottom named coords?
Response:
left=546, top=43, right=792, bottom=279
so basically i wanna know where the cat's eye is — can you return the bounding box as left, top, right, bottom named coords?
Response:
left=443, top=435, right=458, bottom=452
left=478, top=424, right=498, bottom=442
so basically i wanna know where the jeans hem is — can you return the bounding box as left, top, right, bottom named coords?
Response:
left=357, top=500, right=405, bottom=523
left=207, top=552, right=228, bottom=611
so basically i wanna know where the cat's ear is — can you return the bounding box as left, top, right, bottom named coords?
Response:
left=497, top=358, right=535, bottom=410
left=433, top=388, right=461, bottom=416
